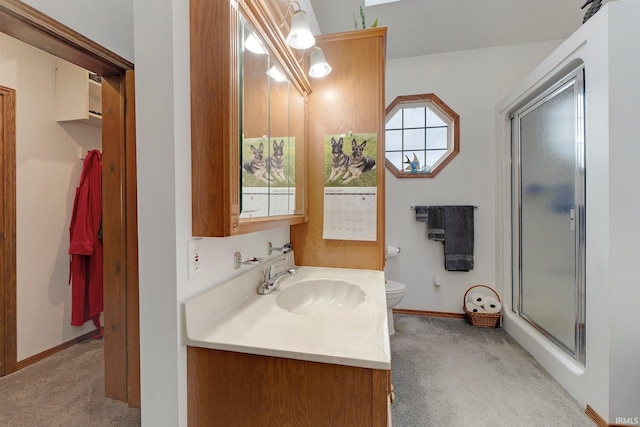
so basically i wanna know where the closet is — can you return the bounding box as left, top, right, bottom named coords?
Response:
left=0, top=3, right=138, bottom=406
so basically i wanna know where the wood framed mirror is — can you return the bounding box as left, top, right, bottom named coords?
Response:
left=190, top=0, right=311, bottom=237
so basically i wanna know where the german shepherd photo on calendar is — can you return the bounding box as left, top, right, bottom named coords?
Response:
left=266, top=139, right=287, bottom=182
left=328, top=137, right=350, bottom=181
left=342, top=138, right=376, bottom=184
left=243, top=142, right=271, bottom=184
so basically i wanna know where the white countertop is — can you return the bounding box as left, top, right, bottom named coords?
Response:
left=182, top=262, right=391, bottom=370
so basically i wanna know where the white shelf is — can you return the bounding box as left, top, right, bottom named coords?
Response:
left=55, top=58, right=102, bottom=128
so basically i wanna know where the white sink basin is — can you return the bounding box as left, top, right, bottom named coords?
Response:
left=276, top=279, right=366, bottom=315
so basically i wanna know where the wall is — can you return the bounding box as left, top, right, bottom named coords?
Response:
left=0, top=33, right=101, bottom=360
left=384, top=40, right=561, bottom=314
left=601, top=2, right=640, bottom=421
left=21, top=0, right=134, bottom=63
left=497, top=1, right=640, bottom=422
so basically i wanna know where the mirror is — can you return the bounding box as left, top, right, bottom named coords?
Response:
left=239, top=16, right=299, bottom=219
left=189, top=0, right=311, bottom=236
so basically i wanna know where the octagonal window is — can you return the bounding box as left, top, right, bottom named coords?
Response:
left=385, top=94, right=459, bottom=178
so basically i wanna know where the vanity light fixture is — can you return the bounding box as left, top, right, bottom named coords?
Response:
left=308, top=46, right=332, bottom=78
left=283, top=1, right=315, bottom=50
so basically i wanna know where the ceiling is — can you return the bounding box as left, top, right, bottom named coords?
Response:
left=307, top=0, right=589, bottom=59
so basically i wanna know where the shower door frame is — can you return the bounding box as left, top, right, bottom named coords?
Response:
left=511, top=65, right=586, bottom=365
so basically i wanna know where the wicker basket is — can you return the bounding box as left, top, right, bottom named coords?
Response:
left=463, top=285, right=501, bottom=328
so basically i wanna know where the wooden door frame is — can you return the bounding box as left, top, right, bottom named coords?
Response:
left=0, top=85, right=17, bottom=377
left=0, top=0, right=140, bottom=406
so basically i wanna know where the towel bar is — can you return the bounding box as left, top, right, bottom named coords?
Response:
left=410, top=205, right=478, bottom=210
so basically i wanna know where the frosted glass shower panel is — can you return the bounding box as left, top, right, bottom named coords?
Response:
left=519, top=83, right=578, bottom=354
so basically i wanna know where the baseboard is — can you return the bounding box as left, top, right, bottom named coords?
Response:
left=586, top=406, right=609, bottom=427
left=16, top=329, right=101, bottom=371
left=585, top=405, right=637, bottom=427
left=393, top=308, right=466, bottom=320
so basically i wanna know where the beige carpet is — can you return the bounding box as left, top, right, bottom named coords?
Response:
left=0, top=339, right=140, bottom=427
left=2, top=316, right=594, bottom=427
left=390, top=315, right=593, bottom=427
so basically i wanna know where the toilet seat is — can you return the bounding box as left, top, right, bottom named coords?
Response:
left=386, top=280, right=406, bottom=294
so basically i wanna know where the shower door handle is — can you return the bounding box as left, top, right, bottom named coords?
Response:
left=570, top=208, right=575, bottom=231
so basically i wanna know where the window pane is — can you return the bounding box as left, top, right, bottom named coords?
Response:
left=404, top=107, right=425, bottom=128
left=404, top=128, right=425, bottom=151
left=426, top=150, right=447, bottom=168
left=426, top=127, right=448, bottom=150
left=386, top=151, right=404, bottom=171
left=386, top=110, right=403, bottom=129
left=386, top=130, right=403, bottom=151
left=426, top=106, right=447, bottom=127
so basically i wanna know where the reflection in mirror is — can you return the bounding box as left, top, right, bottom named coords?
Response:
left=268, top=70, right=294, bottom=216
left=239, top=15, right=297, bottom=219
left=240, top=16, right=271, bottom=218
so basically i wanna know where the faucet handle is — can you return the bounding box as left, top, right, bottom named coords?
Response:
left=266, top=255, right=289, bottom=280
left=268, top=242, right=293, bottom=255
left=268, top=263, right=278, bottom=277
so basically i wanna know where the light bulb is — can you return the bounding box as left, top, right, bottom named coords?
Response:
left=245, top=33, right=266, bottom=55
left=286, top=10, right=315, bottom=50
left=267, top=65, right=287, bottom=82
left=308, top=47, right=332, bottom=79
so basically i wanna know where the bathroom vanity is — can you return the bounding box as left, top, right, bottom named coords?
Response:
left=183, top=260, right=391, bottom=426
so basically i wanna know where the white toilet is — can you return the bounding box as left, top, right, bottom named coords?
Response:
left=385, top=280, right=406, bottom=335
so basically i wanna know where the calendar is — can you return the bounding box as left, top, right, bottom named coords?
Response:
left=323, top=187, right=377, bottom=241
left=240, top=135, right=296, bottom=218
left=322, top=132, right=378, bottom=241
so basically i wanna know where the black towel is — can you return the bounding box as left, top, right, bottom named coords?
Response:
left=414, top=206, right=429, bottom=222
left=414, top=206, right=445, bottom=240
left=443, top=206, right=474, bottom=271
left=427, top=206, right=445, bottom=241
left=413, top=205, right=475, bottom=271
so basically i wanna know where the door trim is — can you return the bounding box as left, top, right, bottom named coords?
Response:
left=0, top=0, right=139, bottom=406
left=0, top=85, right=17, bottom=377
left=510, top=65, right=586, bottom=365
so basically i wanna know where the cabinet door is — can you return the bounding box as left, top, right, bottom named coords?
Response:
left=55, top=58, right=101, bottom=127
left=190, top=0, right=311, bottom=237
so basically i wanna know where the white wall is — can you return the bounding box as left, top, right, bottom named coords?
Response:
left=606, top=2, right=640, bottom=420
left=0, top=33, right=102, bottom=360
left=384, top=40, right=561, bottom=314
left=21, top=0, right=134, bottom=63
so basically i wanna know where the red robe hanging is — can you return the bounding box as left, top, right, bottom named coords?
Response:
left=69, top=150, right=103, bottom=331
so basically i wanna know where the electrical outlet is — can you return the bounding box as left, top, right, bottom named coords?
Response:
left=188, top=239, right=201, bottom=280
left=433, top=276, right=441, bottom=291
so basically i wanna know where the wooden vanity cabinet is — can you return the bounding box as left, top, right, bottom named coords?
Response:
left=187, top=346, right=390, bottom=426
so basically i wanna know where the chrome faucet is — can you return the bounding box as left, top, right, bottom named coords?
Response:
left=257, top=260, right=297, bottom=295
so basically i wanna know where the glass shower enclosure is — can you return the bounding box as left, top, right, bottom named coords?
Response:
left=511, top=65, right=586, bottom=364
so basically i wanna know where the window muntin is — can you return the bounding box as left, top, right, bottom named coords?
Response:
left=384, top=94, right=459, bottom=178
